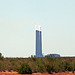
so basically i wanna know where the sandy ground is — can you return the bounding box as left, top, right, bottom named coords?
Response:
left=0, top=71, right=75, bottom=75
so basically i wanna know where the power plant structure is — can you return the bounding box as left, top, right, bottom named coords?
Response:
left=35, top=25, right=43, bottom=57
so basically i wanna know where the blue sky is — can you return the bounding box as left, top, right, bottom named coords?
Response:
left=0, top=0, right=75, bottom=57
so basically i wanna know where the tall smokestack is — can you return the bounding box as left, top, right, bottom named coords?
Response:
left=35, top=25, right=43, bottom=57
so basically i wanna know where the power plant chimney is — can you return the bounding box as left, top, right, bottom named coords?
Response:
left=35, top=25, right=43, bottom=57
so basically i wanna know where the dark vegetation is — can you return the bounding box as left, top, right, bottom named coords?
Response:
left=17, top=63, right=32, bottom=74
left=0, top=53, right=75, bottom=74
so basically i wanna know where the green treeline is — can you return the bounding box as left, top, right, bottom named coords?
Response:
left=0, top=56, right=75, bottom=74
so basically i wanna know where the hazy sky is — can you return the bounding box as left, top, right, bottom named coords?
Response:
left=0, top=0, right=75, bottom=57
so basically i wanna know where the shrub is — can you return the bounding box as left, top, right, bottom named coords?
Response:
left=17, top=63, right=32, bottom=74
left=0, top=53, right=4, bottom=60
left=46, top=64, right=54, bottom=74
left=31, top=55, right=36, bottom=61
left=37, top=64, right=46, bottom=73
